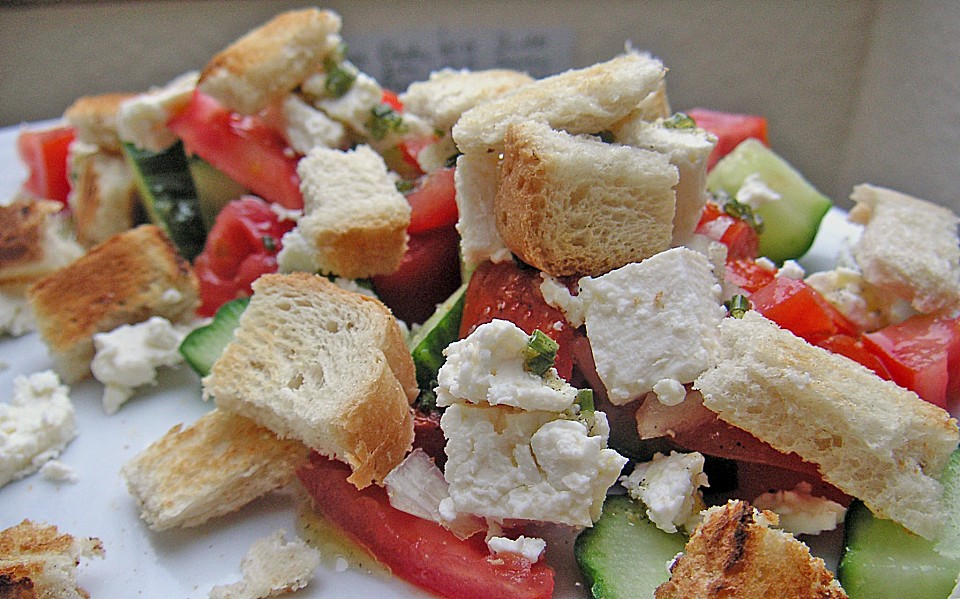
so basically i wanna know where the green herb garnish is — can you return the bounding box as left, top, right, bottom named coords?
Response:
left=663, top=112, right=697, bottom=129
left=523, top=329, right=559, bottom=376
left=724, top=294, right=750, bottom=318
left=367, top=104, right=408, bottom=140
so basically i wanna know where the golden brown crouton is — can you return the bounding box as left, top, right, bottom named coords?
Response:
left=0, top=520, right=103, bottom=599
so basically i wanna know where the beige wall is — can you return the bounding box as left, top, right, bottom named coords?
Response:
left=1, top=1, right=957, bottom=210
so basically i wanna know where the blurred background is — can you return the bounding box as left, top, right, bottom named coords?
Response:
left=1, top=0, right=958, bottom=211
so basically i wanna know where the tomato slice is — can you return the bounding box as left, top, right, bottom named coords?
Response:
left=687, top=108, right=769, bottom=171
left=168, top=90, right=303, bottom=209
left=725, top=258, right=776, bottom=294
left=297, top=453, right=555, bottom=599
left=407, top=167, right=458, bottom=234
left=381, top=89, right=405, bottom=112
left=862, top=314, right=960, bottom=410
left=372, top=224, right=462, bottom=325
left=193, top=196, right=295, bottom=316
left=460, top=260, right=576, bottom=380
left=749, top=277, right=859, bottom=344
left=816, top=334, right=892, bottom=381
left=17, top=125, right=76, bottom=205
left=695, top=201, right=760, bottom=261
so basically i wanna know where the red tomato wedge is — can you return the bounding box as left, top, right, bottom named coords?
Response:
left=372, top=224, right=462, bottom=325
left=168, top=90, right=303, bottom=209
left=17, top=125, right=76, bottom=205
left=749, top=277, right=859, bottom=344
left=862, top=314, right=960, bottom=410
left=193, top=196, right=295, bottom=316
left=816, top=334, right=892, bottom=381
left=694, top=201, right=760, bottom=261
left=687, top=108, right=769, bottom=171
left=297, top=453, right=555, bottom=599
left=407, top=167, right=458, bottom=234
left=460, top=260, right=576, bottom=380
left=725, top=258, right=776, bottom=294
left=381, top=89, right=405, bottom=112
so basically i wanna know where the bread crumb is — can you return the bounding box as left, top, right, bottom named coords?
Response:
left=209, top=529, right=321, bottom=599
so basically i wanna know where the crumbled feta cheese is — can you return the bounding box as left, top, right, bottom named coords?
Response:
left=269, top=203, right=303, bottom=223
left=487, top=535, right=546, bottom=563
left=312, top=72, right=383, bottom=134
left=118, top=71, right=198, bottom=152
left=441, top=404, right=627, bottom=526
left=805, top=267, right=913, bottom=332
left=653, top=379, right=686, bottom=406
left=776, top=259, right=806, bottom=280
left=436, top=319, right=579, bottom=412
left=752, top=481, right=846, bottom=536
left=0, top=292, right=36, bottom=337
left=755, top=256, right=777, bottom=271
left=579, top=248, right=725, bottom=404
left=39, top=459, right=78, bottom=483
left=735, top=173, right=781, bottom=210
left=620, top=451, right=709, bottom=534
left=0, top=370, right=77, bottom=488
left=90, top=317, right=190, bottom=414
left=282, top=94, right=347, bottom=154
left=539, top=273, right=585, bottom=328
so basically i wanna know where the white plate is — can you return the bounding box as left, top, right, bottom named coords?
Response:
left=0, top=122, right=858, bottom=597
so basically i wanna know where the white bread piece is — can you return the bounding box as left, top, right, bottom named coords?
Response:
left=27, top=224, right=199, bottom=383
left=64, top=92, right=135, bottom=153
left=117, top=71, right=199, bottom=152
left=452, top=51, right=665, bottom=154
left=454, top=151, right=513, bottom=270
left=0, top=198, right=83, bottom=291
left=694, top=311, right=960, bottom=539
left=848, top=183, right=960, bottom=314
left=0, top=519, right=104, bottom=599
left=67, top=142, right=140, bottom=247
left=209, top=529, right=320, bottom=599
left=655, top=500, right=847, bottom=599
left=277, top=145, right=410, bottom=279
left=121, top=409, right=307, bottom=531
left=203, top=273, right=417, bottom=488
left=400, top=68, right=534, bottom=132
left=614, top=118, right=716, bottom=245
left=614, top=79, right=672, bottom=124
left=198, top=8, right=342, bottom=115
left=495, top=121, right=678, bottom=276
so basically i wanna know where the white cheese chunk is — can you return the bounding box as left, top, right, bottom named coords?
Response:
left=0, top=370, right=77, bottom=488
left=735, top=172, right=781, bottom=210
left=118, top=71, right=198, bottom=152
left=312, top=71, right=383, bottom=134
left=441, top=403, right=627, bottom=527
left=0, top=292, right=36, bottom=337
left=90, top=316, right=190, bottom=414
left=620, top=451, right=709, bottom=534
left=39, top=459, right=78, bottom=483
left=454, top=152, right=513, bottom=269
left=282, top=94, right=347, bottom=154
left=579, top=247, right=725, bottom=404
left=436, top=319, right=578, bottom=412
left=539, top=273, right=585, bottom=328
left=487, top=535, right=546, bottom=563
left=805, top=266, right=913, bottom=332
left=752, top=481, right=846, bottom=536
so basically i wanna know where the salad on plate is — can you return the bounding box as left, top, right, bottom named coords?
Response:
left=2, top=7, right=960, bottom=599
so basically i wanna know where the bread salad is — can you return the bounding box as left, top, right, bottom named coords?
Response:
left=3, top=6, right=960, bottom=598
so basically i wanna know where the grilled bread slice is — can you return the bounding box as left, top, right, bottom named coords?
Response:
left=27, top=224, right=198, bottom=382
left=0, top=519, right=104, bottom=599
left=63, top=92, right=134, bottom=154
left=203, top=273, right=417, bottom=488
left=0, top=198, right=83, bottom=292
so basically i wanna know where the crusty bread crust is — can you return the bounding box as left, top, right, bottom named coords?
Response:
left=0, top=519, right=104, bottom=599
left=199, top=8, right=342, bottom=115
left=694, top=311, right=960, bottom=539
left=0, top=199, right=82, bottom=290
left=655, top=500, right=847, bottom=598
left=27, top=224, right=199, bottom=382
left=452, top=51, right=665, bottom=154
left=400, top=68, right=534, bottom=132
left=121, top=409, right=308, bottom=531
left=495, top=121, right=678, bottom=276
left=203, top=273, right=417, bottom=488
left=63, top=93, right=134, bottom=153
left=848, top=183, right=960, bottom=314
left=67, top=147, right=140, bottom=247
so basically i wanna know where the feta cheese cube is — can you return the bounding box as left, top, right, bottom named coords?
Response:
left=0, top=292, right=36, bottom=337
left=118, top=71, right=198, bottom=152
left=487, top=535, right=547, bottom=563
left=752, top=481, right=846, bottom=536
left=620, top=451, right=709, bottom=534
left=579, top=247, right=725, bottom=404
left=0, top=370, right=77, bottom=488
left=282, top=94, right=347, bottom=154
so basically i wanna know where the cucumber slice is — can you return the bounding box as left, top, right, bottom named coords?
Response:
left=936, top=448, right=960, bottom=558
left=187, top=156, right=248, bottom=230
left=179, top=297, right=250, bottom=377
left=574, top=494, right=687, bottom=598
left=838, top=500, right=960, bottom=598
left=123, top=141, right=206, bottom=260
left=408, top=284, right=466, bottom=413
left=706, top=139, right=832, bottom=264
